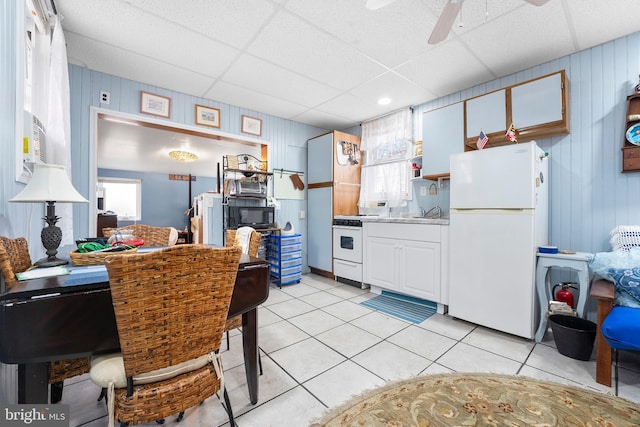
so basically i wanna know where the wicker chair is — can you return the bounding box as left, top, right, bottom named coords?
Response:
left=91, top=245, right=241, bottom=427
left=102, top=224, right=177, bottom=247
left=225, top=228, right=261, bottom=347
left=0, top=236, right=91, bottom=403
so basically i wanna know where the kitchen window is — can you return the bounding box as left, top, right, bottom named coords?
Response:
left=359, top=109, right=412, bottom=208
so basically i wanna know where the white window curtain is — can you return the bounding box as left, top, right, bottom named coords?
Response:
left=359, top=109, right=412, bottom=208
left=47, top=16, right=74, bottom=245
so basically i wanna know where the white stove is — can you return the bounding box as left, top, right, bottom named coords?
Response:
left=332, top=216, right=373, bottom=289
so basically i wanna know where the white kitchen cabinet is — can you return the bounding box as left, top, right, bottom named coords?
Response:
left=307, top=130, right=361, bottom=276
left=462, top=70, right=569, bottom=148
left=364, top=222, right=441, bottom=302
left=510, top=70, right=569, bottom=140
left=465, top=89, right=507, bottom=140
left=422, top=102, right=464, bottom=180
left=307, top=186, right=333, bottom=272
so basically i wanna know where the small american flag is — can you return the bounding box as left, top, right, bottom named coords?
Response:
left=476, top=130, right=488, bottom=150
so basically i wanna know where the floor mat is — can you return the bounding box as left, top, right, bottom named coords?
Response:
left=360, top=290, right=437, bottom=323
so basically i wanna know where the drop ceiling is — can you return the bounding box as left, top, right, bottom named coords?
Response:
left=56, top=0, right=640, bottom=131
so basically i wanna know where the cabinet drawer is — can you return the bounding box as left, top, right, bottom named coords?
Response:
left=622, top=146, right=640, bottom=171
left=333, top=259, right=363, bottom=282
left=623, top=146, right=640, bottom=159
left=366, top=222, right=440, bottom=242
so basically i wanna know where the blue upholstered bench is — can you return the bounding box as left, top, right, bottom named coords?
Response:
left=601, top=305, right=640, bottom=395
left=591, top=271, right=640, bottom=395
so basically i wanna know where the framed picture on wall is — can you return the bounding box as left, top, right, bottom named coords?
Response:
left=195, top=104, right=221, bottom=128
left=140, top=91, right=171, bottom=118
left=241, top=115, right=262, bottom=136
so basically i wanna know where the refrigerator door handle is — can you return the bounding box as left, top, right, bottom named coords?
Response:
left=451, top=208, right=533, bottom=214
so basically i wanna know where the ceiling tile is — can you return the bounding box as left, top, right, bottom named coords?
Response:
left=458, top=0, right=575, bottom=77
left=65, top=33, right=216, bottom=97
left=315, top=93, right=386, bottom=124
left=222, top=55, right=341, bottom=108
left=349, top=71, right=437, bottom=109
left=246, top=10, right=387, bottom=91
left=285, top=0, right=437, bottom=68
left=292, top=108, right=356, bottom=130
left=118, top=0, right=276, bottom=50
left=395, top=40, right=495, bottom=98
left=565, top=0, right=640, bottom=51
left=444, top=0, right=526, bottom=38
left=206, top=81, right=311, bottom=122
left=57, top=0, right=240, bottom=79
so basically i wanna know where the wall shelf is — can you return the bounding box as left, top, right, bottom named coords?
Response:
left=622, top=93, right=640, bottom=172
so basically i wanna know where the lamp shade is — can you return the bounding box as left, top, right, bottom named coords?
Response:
left=9, top=164, right=88, bottom=203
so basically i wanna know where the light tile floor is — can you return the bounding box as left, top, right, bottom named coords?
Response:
left=66, top=273, right=640, bottom=427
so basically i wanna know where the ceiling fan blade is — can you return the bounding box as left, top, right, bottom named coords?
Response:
left=428, top=0, right=464, bottom=45
left=524, top=0, right=550, bottom=5
left=365, top=0, right=399, bottom=10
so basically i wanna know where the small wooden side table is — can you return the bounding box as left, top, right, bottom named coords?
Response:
left=176, top=231, right=190, bottom=244
left=534, top=251, right=593, bottom=342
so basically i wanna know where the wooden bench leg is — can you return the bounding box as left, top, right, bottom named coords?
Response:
left=595, top=297, right=612, bottom=386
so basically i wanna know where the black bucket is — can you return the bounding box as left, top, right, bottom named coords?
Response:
left=549, top=315, right=597, bottom=361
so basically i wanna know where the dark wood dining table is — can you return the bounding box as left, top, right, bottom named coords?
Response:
left=0, top=252, right=270, bottom=405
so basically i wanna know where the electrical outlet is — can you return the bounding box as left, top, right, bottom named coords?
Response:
left=420, top=186, right=427, bottom=196
left=100, top=91, right=110, bottom=104
left=299, top=210, right=305, bottom=219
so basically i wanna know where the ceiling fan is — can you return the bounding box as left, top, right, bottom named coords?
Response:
left=366, top=0, right=550, bottom=44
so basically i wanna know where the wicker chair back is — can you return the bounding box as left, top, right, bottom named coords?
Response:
left=103, top=244, right=241, bottom=424
left=102, top=224, right=173, bottom=247
left=0, top=237, right=32, bottom=284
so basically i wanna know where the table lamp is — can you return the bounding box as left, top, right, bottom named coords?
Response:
left=10, top=163, right=88, bottom=267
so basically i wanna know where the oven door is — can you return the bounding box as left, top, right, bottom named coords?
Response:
left=332, top=226, right=362, bottom=263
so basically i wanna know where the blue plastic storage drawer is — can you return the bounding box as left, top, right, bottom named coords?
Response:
left=268, top=257, right=302, bottom=270
left=270, top=264, right=302, bottom=277
left=266, top=251, right=301, bottom=262
left=267, top=242, right=302, bottom=254
left=272, top=271, right=302, bottom=285
left=268, top=234, right=302, bottom=245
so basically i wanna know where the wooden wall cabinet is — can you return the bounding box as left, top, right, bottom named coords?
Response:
left=463, top=70, right=570, bottom=149
left=622, top=93, right=640, bottom=172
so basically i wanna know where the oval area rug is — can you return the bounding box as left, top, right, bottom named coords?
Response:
left=310, top=372, right=640, bottom=426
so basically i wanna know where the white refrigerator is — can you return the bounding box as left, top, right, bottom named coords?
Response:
left=448, top=141, right=549, bottom=339
left=193, top=193, right=223, bottom=246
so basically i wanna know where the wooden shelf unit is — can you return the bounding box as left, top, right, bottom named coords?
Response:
left=622, top=93, right=640, bottom=172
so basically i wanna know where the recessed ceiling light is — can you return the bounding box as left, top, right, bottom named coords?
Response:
left=378, top=97, right=391, bottom=105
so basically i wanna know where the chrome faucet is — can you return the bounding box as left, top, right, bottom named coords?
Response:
left=425, top=205, right=441, bottom=219
left=419, top=207, right=426, bottom=217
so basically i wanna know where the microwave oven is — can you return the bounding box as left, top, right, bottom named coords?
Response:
left=227, top=206, right=275, bottom=229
